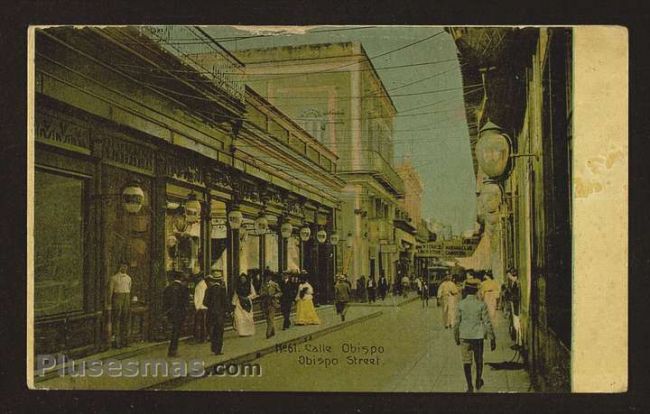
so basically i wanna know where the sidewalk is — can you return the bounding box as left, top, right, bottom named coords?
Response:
left=33, top=305, right=382, bottom=390
left=348, top=292, right=420, bottom=307
left=386, top=306, right=533, bottom=393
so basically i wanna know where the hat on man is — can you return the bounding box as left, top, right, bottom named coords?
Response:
left=207, top=270, right=224, bottom=281
left=464, top=277, right=481, bottom=292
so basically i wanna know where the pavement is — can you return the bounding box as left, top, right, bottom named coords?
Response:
left=175, top=299, right=532, bottom=392
left=32, top=305, right=382, bottom=391
left=32, top=297, right=531, bottom=392
left=348, top=291, right=420, bottom=307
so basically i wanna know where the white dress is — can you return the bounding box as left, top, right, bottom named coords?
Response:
left=232, top=283, right=257, bottom=336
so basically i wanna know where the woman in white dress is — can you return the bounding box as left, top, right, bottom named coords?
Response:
left=232, top=273, right=257, bottom=336
left=295, top=275, right=321, bottom=325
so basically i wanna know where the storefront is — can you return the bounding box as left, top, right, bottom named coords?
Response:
left=33, top=26, right=343, bottom=357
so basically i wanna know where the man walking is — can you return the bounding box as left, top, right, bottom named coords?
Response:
left=279, top=272, right=294, bottom=330
left=108, top=262, right=132, bottom=349
left=260, top=272, right=282, bottom=339
left=163, top=271, right=190, bottom=357
left=401, top=275, right=410, bottom=298
left=203, top=271, right=229, bottom=355
left=334, top=274, right=352, bottom=322
left=378, top=274, right=388, bottom=301
left=454, top=278, right=496, bottom=393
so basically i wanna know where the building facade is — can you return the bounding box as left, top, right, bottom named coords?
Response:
left=449, top=27, right=573, bottom=391
left=32, top=26, right=343, bottom=358
left=229, top=43, right=405, bottom=288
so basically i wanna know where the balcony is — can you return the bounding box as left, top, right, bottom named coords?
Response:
left=367, top=151, right=405, bottom=197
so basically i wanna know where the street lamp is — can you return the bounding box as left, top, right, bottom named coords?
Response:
left=316, top=228, right=327, bottom=243
left=281, top=222, right=293, bottom=238
left=255, top=214, right=269, bottom=235
left=121, top=182, right=145, bottom=214
left=227, top=208, right=243, bottom=230
left=300, top=226, right=311, bottom=242
left=475, top=121, right=512, bottom=179
left=330, top=232, right=340, bottom=245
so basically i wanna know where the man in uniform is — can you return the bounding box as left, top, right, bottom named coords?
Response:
left=454, top=278, right=496, bottom=392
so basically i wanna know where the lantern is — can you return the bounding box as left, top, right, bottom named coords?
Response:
left=255, top=214, right=269, bottom=235
left=330, top=232, right=340, bottom=245
left=300, top=226, right=311, bottom=241
left=316, top=229, right=327, bottom=243
left=185, top=193, right=201, bottom=223
left=227, top=209, right=243, bottom=230
left=122, top=183, right=144, bottom=214
left=475, top=121, right=511, bottom=178
left=479, top=182, right=503, bottom=214
left=280, top=222, right=293, bottom=238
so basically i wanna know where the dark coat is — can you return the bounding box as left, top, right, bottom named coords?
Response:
left=163, top=280, right=189, bottom=323
left=279, top=277, right=295, bottom=305
left=203, top=281, right=229, bottom=321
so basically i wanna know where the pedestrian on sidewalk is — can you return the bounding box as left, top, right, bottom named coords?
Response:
left=260, top=272, right=282, bottom=339
left=420, top=277, right=430, bottom=308
left=203, top=271, right=229, bottom=355
left=279, top=272, right=294, bottom=330
left=416, top=276, right=423, bottom=297
left=367, top=275, right=377, bottom=303
left=401, top=275, right=410, bottom=298
left=163, top=271, right=190, bottom=357
left=454, top=278, right=496, bottom=393
left=378, top=274, right=388, bottom=301
left=479, top=271, right=501, bottom=328
left=295, top=274, right=321, bottom=325
left=192, top=273, right=208, bottom=343
left=356, top=275, right=367, bottom=302
left=232, top=273, right=257, bottom=337
left=335, top=274, right=352, bottom=322
left=437, top=273, right=460, bottom=328
left=107, top=261, right=132, bottom=349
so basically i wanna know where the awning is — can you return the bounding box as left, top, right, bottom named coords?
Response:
left=454, top=233, right=491, bottom=270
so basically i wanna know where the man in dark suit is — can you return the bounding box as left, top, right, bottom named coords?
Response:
left=203, top=270, right=230, bottom=355
left=279, top=272, right=294, bottom=330
left=163, top=271, right=190, bottom=357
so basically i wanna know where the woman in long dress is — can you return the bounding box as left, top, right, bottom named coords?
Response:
left=232, top=273, right=257, bottom=336
left=437, top=274, right=460, bottom=328
left=294, top=275, right=321, bottom=325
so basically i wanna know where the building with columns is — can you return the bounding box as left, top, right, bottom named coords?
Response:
left=32, top=26, right=343, bottom=358
left=227, top=42, right=405, bottom=288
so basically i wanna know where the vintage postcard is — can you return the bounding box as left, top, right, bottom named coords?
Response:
left=26, top=25, right=627, bottom=393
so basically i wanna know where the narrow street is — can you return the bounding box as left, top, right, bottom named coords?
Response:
left=176, top=299, right=531, bottom=392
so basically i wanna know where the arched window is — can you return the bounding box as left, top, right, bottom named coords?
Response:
left=299, top=108, right=327, bottom=144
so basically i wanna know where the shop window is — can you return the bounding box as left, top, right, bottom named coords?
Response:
left=287, top=234, right=301, bottom=272
left=265, top=232, right=279, bottom=272
left=165, top=202, right=202, bottom=276
left=34, top=169, right=86, bottom=317
left=239, top=225, right=260, bottom=275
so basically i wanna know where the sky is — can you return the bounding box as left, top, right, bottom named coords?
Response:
left=203, top=26, right=477, bottom=235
